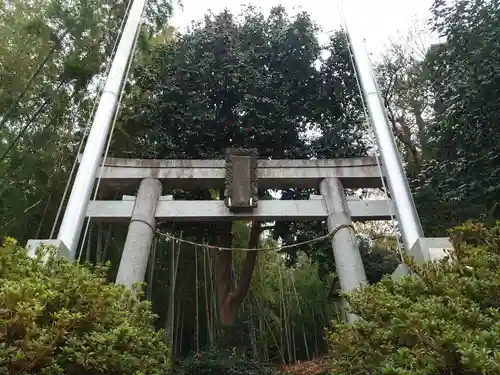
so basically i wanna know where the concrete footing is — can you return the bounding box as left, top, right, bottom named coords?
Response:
left=391, top=237, right=454, bottom=280
left=26, top=239, right=71, bottom=262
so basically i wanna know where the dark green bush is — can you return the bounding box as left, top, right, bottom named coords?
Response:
left=0, top=239, right=169, bottom=375
left=173, top=348, right=275, bottom=375
left=326, top=221, right=500, bottom=375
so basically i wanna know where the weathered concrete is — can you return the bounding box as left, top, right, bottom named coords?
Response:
left=320, top=177, right=368, bottom=323
left=122, top=194, right=173, bottom=201
left=309, top=194, right=362, bottom=201
left=115, top=178, right=162, bottom=290
left=391, top=263, right=412, bottom=280
left=410, top=237, right=454, bottom=263
left=26, top=239, right=71, bottom=261
left=391, top=237, right=454, bottom=280
left=224, top=148, right=258, bottom=211
left=79, top=155, right=385, bottom=190
left=86, top=198, right=395, bottom=222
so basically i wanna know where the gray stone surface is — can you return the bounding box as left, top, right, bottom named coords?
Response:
left=320, top=177, right=368, bottom=323
left=391, top=237, right=455, bottom=281
left=391, top=263, right=411, bottom=280
left=26, top=239, right=71, bottom=261
left=224, top=148, right=258, bottom=211
left=86, top=199, right=396, bottom=222
left=85, top=155, right=385, bottom=190
left=122, top=194, right=173, bottom=201
left=409, top=237, right=454, bottom=263
left=310, top=194, right=361, bottom=201
left=115, top=178, right=162, bottom=290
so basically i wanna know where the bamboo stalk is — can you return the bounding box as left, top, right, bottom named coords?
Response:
left=174, top=292, right=182, bottom=358
left=276, top=254, right=292, bottom=363
left=248, top=294, right=259, bottom=360
left=85, top=223, right=92, bottom=262
left=203, top=248, right=214, bottom=345
left=195, top=245, right=200, bottom=353
left=207, top=247, right=220, bottom=338
left=256, top=296, right=285, bottom=364
left=291, top=318, right=297, bottom=364
left=308, top=292, right=319, bottom=357
left=291, top=272, right=310, bottom=360
left=179, top=297, right=185, bottom=356
left=259, top=313, right=269, bottom=361
left=96, top=221, right=103, bottom=263
left=166, top=235, right=181, bottom=351
left=35, top=194, right=51, bottom=239
left=101, top=224, right=112, bottom=262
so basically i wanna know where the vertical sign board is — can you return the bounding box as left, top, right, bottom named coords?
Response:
left=224, top=148, right=258, bottom=212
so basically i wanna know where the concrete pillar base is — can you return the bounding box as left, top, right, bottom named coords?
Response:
left=26, top=239, right=71, bottom=262
left=391, top=237, right=455, bottom=280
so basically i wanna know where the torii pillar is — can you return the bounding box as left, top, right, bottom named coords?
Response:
left=320, top=177, right=368, bottom=323
left=116, top=178, right=162, bottom=290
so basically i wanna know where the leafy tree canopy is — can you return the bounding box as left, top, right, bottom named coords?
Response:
left=413, top=0, right=500, bottom=234
left=116, top=5, right=367, bottom=160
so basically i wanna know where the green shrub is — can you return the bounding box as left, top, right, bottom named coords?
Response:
left=0, top=239, right=169, bottom=375
left=173, top=348, right=275, bottom=375
left=326, top=221, right=500, bottom=375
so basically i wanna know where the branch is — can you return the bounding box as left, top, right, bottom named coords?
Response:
left=385, top=105, right=416, bottom=158
left=413, top=106, right=428, bottom=154
left=396, top=116, right=422, bottom=168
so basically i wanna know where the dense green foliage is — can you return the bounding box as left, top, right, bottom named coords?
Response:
left=0, top=240, right=169, bottom=374
left=150, top=232, right=337, bottom=363
left=2, top=0, right=500, bottom=371
left=117, top=6, right=367, bottom=161
left=407, top=1, right=500, bottom=234
left=0, top=0, right=172, bottom=242
left=326, top=221, right=500, bottom=375
left=173, top=348, right=274, bottom=375
left=374, top=0, right=500, bottom=236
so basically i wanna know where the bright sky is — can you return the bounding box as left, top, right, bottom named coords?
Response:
left=171, top=0, right=437, bottom=56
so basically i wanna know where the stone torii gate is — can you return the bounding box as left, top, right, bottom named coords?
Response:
left=27, top=149, right=450, bottom=322
left=89, top=149, right=393, bottom=295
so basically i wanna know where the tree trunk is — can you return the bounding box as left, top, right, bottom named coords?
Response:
left=217, top=221, right=260, bottom=326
